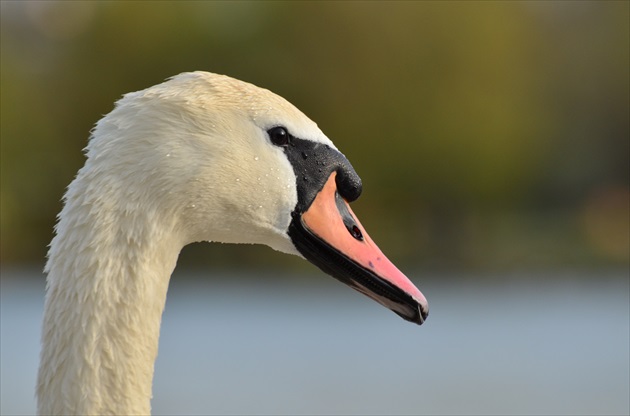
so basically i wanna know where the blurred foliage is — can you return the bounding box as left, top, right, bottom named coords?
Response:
left=1, top=1, right=628, bottom=274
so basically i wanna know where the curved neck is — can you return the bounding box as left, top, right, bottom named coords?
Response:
left=37, top=177, right=183, bottom=415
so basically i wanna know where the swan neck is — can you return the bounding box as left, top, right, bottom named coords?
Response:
left=37, top=179, right=183, bottom=415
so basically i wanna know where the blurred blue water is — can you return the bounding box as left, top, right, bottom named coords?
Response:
left=1, top=268, right=628, bottom=415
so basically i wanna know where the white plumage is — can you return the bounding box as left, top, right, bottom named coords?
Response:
left=37, top=72, right=428, bottom=415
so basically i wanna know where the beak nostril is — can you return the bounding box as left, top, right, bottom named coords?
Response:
left=334, top=191, right=364, bottom=241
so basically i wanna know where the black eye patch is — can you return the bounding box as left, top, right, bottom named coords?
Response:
left=276, top=133, right=362, bottom=215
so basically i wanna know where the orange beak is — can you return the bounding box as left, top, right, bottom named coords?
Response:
left=289, top=172, right=429, bottom=324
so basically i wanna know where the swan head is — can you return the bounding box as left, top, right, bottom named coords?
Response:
left=88, top=71, right=428, bottom=324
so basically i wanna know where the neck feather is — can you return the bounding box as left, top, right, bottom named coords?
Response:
left=37, top=172, right=184, bottom=415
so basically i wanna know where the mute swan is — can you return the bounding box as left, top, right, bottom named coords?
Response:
left=37, top=72, right=428, bottom=415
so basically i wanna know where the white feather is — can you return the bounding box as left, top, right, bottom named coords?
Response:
left=37, top=72, right=332, bottom=415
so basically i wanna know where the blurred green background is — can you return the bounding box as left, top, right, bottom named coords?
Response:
left=1, top=0, right=628, bottom=274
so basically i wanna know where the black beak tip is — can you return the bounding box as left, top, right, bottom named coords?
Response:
left=418, top=304, right=429, bottom=325
left=396, top=301, right=429, bottom=326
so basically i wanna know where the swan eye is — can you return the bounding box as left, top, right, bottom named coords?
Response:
left=268, top=126, right=290, bottom=147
